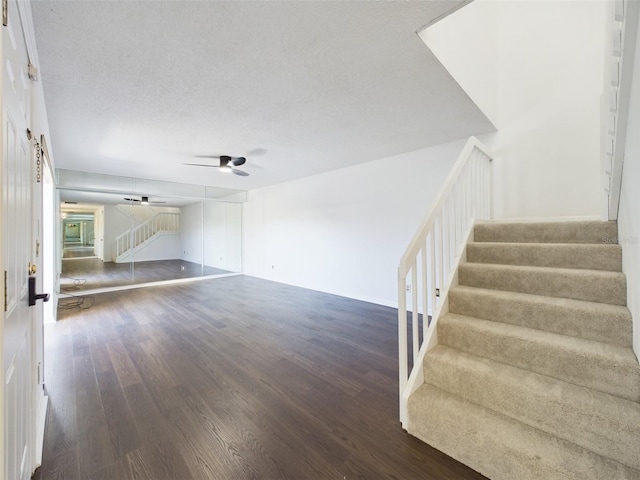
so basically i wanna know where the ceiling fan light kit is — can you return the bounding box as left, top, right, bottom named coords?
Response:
left=219, top=157, right=232, bottom=173
left=123, top=196, right=166, bottom=205
left=182, top=154, right=250, bottom=176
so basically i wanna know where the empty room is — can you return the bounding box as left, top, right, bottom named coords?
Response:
left=2, top=1, right=639, bottom=480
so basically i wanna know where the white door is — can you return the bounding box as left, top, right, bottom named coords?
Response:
left=31, top=135, right=50, bottom=468
left=3, top=0, right=37, bottom=478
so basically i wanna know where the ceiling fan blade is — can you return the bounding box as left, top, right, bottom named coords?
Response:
left=229, top=156, right=246, bottom=167
left=150, top=201, right=167, bottom=204
left=123, top=197, right=140, bottom=202
left=231, top=169, right=249, bottom=176
left=193, top=155, right=221, bottom=159
left=182, top=162, right=219, bottom=168
left=246, top=148, right=267, bottom=156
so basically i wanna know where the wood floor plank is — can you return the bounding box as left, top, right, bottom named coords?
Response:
left=105, top=339, right=143, bottom=388
left=162, top=407, right=232, bottom=480
left=131, top=410, right=196, bottom=480
left=121, top=448, right=157, bottom=480
left=40, top=275, right=487, bottom=480
left=35, top=447, right=81, bottom=480
left=41, top=326, right=78, bottom=460
left=95, top=368, right=141, bottom=457
left=88, top=336, right=113, bottom=375
left=77, top=424, right=118, bottom=479
left=72, top=354, right=104, bottom=436
left=173, top=387, right=266, bottom=479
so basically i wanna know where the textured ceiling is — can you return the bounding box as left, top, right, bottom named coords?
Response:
left=31, top=0, right=493, bottom=191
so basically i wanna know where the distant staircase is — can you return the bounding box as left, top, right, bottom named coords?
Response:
left=407, top=221, right=640, bottom=479
left=114, top=212, right=179, bottom=262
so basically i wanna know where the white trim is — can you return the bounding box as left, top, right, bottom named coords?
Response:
left=61, top=256, right=99, bottom=261
left=399, top=136, right=494, bottom=274
left=39, top=135, right=54, bottom=180
left=15, top=0, right=39, bottom=70
left=400, top=222, right=474, bottom=429
left=488, top=215, right=602, bottom=224
left=34, top=395, right=48, bottom=468
left=607, top=0, right=640, bottom=220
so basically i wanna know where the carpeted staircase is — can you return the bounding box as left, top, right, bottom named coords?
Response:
left=407, top=221, right=640, bottom=480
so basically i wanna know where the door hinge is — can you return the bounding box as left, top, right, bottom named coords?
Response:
left=2, top=0, right=7, bottom=27
left=4, top=270, right=7, bottom=312
left=28, top=63, right=38, bottom=82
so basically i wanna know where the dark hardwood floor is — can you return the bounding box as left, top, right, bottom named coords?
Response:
left=60, top=258, right=231, bottom=291
left=35, top=276, right=486, bottom=480
left=63, top=246, right=96, bottom=259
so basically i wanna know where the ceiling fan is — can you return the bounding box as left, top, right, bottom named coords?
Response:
left=123, top=196, right=166, bottom=205
left=182, top=155, right=249, bottom=176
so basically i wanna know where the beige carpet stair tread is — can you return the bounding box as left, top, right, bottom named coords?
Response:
left=459, top=262, right=626, bottom=306
left=407, top=220, right=635, bottom=478
left=438, top=313, right=640, bottom=402
left=467, top=242, right=622, bottom=271
left=407, top=385, right=640, bottom=480
left=474, top=221, right=618, bottom=244
left=424, top=345, right=640, bottom=470
left=448, top=285, right=632, bottom=347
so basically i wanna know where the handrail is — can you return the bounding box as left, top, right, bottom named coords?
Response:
left=398, top=136, right=493, bottom=427
left=115, top=212, right=180, bottom=260
left=603, top=0, right=639, bottom=220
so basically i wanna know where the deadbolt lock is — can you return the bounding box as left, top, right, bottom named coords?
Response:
left=28, top=263, right=37, bottom=275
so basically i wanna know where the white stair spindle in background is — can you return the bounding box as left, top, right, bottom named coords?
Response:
left=114, top=212, right=180, bottom=262
left=398, top=137, right=493, bottom=426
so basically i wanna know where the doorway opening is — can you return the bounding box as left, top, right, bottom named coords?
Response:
left=62, top=211, right=96, bottom=259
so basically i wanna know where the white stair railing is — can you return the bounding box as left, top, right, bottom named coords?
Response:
left=398, top=136, right=493, bottom=427
left=602, top=0, right=639, bottom=220
left=115, top=212, right=180, bottom=260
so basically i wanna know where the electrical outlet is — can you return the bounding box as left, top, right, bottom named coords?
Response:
left=435, top=288, right=440, bottom=297
left=406, top=285, right=411, bottom=293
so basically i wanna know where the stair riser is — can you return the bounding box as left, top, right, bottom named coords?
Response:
left=424, top=349, right=640, bottom=470
left=439, top=318, right=640, bottom=402
left=467, top=243, right=622, bottom=271
left=448, top=287, right=632, bottom=347
left=408, top=386, right=640, bottom=480
left=459, top=264, right=626, bottom=306
left=474, top=221, right=618, bottom=244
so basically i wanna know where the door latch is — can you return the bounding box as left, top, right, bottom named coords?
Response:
left=28, top=276, right=49, bottom=306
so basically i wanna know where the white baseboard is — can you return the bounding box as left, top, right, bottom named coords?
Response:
left=487, top=215, right=602, bottom=223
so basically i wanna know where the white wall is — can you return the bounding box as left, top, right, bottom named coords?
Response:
left=121, top=234, right=181, bottom=263
left=125, top=204, right=178, bottom=224
left=422, top=0, right=606, bottom=220
left=181, top=201, right=243, bottom=271
left=103, top=205, right=136, bottom=261
left=617, top=6, right=640, bottom=358
left=180, top=202, right=203, bottom=264
left=243, top=139, right=466, bottom=306
left=203, top=201, right=242, bottom=272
